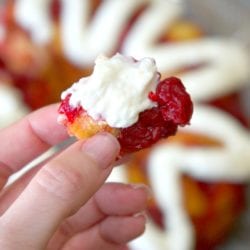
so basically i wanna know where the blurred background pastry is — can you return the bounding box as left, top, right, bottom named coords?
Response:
left=0, top=0, right=249, bottom=109
left=122, top=104, right=250, bottom=250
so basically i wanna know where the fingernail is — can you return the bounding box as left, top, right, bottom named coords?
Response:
left=82, top=133, right=120, bottom=169
left=133, top=211, right=148, bottom=222
left=130, top=183, right=152, bottom=200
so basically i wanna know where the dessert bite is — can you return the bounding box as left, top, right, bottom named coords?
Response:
left=58, top=54, right=193, bottom=154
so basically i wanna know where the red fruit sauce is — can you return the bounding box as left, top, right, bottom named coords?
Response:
left=58, top=94, right=83, bottom=123
left=59, top=76, right=193, bottom=154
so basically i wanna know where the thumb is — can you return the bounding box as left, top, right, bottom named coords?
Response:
left=0, top=133, right=120, bottom=250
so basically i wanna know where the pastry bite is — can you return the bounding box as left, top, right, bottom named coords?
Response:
left=58, top=53, right=193, bottom=154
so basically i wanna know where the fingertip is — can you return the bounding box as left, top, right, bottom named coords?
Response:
left=130, top=214, right=147, bottom=238
left=133, top=212, right=147, bottom=227
left=81, top=133, right=120, bottom=169
left=100, top=215, right=146, bottom=244
left=129, top=183, right=152, bottom=201
left=28, top=104, right=69, bottom=145
left=94, top=182, right=150, bottom=216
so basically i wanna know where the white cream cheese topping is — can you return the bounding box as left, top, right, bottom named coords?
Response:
left=61, top=53, right=158, bottom=128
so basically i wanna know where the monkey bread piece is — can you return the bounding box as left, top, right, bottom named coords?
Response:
left=58, top=54, right=193, bottom=154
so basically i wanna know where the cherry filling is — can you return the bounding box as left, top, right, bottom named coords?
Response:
left=59, top=76, right=193, bottom=154
left=149, top=77, right=193, bottom=125
left=58, top=94, right=83, bottom=123
left=119, top=77, right=193, bottom=154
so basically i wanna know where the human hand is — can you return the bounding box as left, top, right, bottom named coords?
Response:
left=0, top=104, right=149, bottom=250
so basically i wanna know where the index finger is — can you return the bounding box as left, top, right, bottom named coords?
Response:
left=0, top=104, right=68, bottom=174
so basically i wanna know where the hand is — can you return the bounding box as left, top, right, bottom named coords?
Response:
left=0, top=104, right=149, bottom=250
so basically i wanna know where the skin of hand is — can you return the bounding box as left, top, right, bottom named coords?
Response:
left=0, top=104, right=149, bottom=250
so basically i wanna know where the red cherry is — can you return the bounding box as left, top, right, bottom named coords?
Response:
left=154, top=77, right=193, bottom=125
left=118, top=77, right=193, bottom=154
left=58, top=94, right=83, bottom=123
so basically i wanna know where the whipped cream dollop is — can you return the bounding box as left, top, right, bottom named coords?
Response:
left=61, top=53, right=158, bottom=128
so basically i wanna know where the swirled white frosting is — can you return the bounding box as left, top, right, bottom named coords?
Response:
left=0, top=83, right=29, bottom=128
left=0, top=22, right=6, bottom=42
left=14, top=0, right=250, bottom=101
left=61, top=53, right=158, bottom=128
left=14, top=0, right=53, bottom=44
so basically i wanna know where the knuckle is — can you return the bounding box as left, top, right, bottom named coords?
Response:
left=35, top=161, right=84, bottom=201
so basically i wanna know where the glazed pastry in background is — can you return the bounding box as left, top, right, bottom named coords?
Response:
left=58, top=53, right=193, bottom=154
left=119, top=105, right=250, bottom=250
left=0, top=0, right=249, bottom=112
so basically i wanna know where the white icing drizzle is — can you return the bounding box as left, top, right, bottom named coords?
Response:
left=60, top=0, right=147, bottom=65
left=122, top=2, right=250, bottom=101
left=0, top=22, right=6, bottom=42
left=178, top=105, right=250, bottom=181
left=0, top=83, right=29, bottom=128
left=14, top=0, right=53, bottom=44
left=14, top=0, right=250, bottom=101
left=148, top=152, right=195, bottom=250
